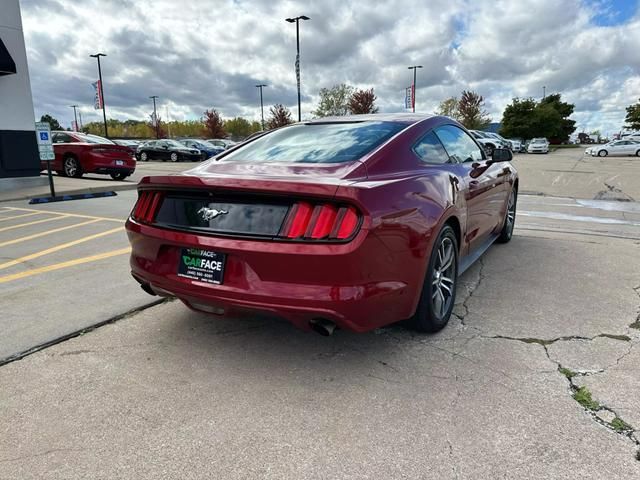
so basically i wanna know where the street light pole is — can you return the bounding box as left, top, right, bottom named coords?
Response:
left=543, top=86, right=546, bottom=99
left=407, top=65, right=423, bottom=113
left=150, top=95, right=159, bottom=139
left=286, top=15, right=310, bottom=122
left=255, top=84, right=267, bottom=130
left=69, top=105, right=79, bottom=131
left=90, top=53, right=108, bottom=138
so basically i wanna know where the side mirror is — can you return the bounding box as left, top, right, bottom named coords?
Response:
left=491, top=148, right=512, bottom=163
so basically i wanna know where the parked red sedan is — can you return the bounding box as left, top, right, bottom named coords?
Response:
left=126, top=114, right=518, bottom=334
left=42, top=131, right=136, bottom=180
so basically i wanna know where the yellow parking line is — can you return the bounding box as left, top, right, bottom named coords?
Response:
left=0, top=226, right=124, bottom=271
left=0, top=247, right=131, bottom=283
left=0, top=216, right=68, bottom=233
left=0, top=212, right=45, bottom=222
left=0, top=219, right=102, bottom=248
left=3, top=207, right=124, bottom=223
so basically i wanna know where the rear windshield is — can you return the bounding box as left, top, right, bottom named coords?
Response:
left=221, top=121, right=406, bottom=164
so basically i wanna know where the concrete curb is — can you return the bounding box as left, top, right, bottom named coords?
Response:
left=0, top=182, right=138, bottom=203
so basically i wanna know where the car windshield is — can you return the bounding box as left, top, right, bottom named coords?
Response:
left=75, top=133, right=115, bottom=144
left=531, top=138, right=546, bottom=144
left=221, top=121, right=406, bottom=164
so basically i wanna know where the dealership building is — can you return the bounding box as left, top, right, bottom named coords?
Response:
left=0, top=0, right=41, bottom=186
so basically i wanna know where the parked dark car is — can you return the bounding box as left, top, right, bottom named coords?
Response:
left=42, top=131, right=135, bottom=180
left=126, top=114, right=518, bottom=335
left=112, top=139, right=140, bottom=156
left=178, top=139, right=225, bottom=160
left=136, top=140, right=201, bottom=162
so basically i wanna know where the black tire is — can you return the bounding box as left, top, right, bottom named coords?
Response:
left=63, top=155, right=83, bottom=178
left=497, top=188, right=517, bottom=243
left=636, top=150, right=640, bottom=157
left=598, top=149, right=608, bottom=157
left=56, top=170, right=66, bottom=177
left=110, top=172, right=128, bottom=181
left=410, top=225, right=458, bottom=333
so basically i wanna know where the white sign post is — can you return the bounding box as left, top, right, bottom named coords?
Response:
left=35, top=122, right=56, bottom=198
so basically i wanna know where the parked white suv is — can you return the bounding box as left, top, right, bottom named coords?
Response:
left=527, top=138, right=550, bottom=154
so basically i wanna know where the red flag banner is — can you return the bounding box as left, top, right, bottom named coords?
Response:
left=92, top=80, right=103, bottom=110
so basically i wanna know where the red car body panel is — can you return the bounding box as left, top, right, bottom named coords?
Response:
left=41, top=132, right=136, bottom=177
left=125, top=114, right=518, bottom=332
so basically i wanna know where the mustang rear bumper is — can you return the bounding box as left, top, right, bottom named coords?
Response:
left=125, top=219, right=424, bottom=332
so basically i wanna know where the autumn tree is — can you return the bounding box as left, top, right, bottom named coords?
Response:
left=40, top=114, right=63, bottom=131
left=266, top=104, right=293, bottom=129
left=203, top=108, right=227, bottom=138
left=147, top=114, right=167, bottom=138
left=348, top=88, right=378, bottom=114
left=436, top=97, right=460, bottom=120
left=312, top=84, right=354, bottom=117
left=456, top=90, right=491, bottom=130
left=624, top=99, right=640, bottom=130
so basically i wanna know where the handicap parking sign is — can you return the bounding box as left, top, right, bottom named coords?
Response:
left=40, top=132, right=49, bottom=141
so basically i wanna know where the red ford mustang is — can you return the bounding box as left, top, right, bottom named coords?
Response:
left=126, top=114, right=518, bottom=334
left=42, top=131, right=136, bottom=180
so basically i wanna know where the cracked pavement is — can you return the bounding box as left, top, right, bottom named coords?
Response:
left=1, top=150, right=640, bottom=479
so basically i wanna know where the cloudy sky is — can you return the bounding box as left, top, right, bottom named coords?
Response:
left=20, top=0, right=640, bottom=135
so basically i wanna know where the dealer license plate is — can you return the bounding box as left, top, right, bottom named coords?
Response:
left=177, top=248, right=225, bottom=284
left=115, top=160, right=124, bottom=166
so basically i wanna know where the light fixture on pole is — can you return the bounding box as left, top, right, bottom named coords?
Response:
left=407, top=65, right=423, bottom=113
left=285, top=15, right=310, bottom=122
left=90, top=53, right=108, bottom=138
left=255, top=84, right=267, bottom=130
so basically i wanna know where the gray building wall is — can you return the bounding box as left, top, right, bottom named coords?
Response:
left=0, top=0, right=40, bottom=179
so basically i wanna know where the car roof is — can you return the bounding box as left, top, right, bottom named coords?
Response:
left=304, top=113, right=434, bottom=125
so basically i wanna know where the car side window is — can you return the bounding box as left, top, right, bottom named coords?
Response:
left=53, top=133, right=73, bottom=143
left=412, top=131, right=450, bottom=164
left=434, top=125, right=485, bottom=163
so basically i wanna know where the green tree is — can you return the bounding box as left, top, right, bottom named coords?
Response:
left=436, top=97, right=460, bottom=119
left=224, top=117, right=260, bottom=140
left=39, top=114, right=63, bottom=131
left=457, top=90, right=491, bottom=130
left=266, top=104, right=293, bottom=129
left=624, top=99, right=640, bottom=130
left=500, top=94, right=576, bottom=142
left=499, top=98, right=537, bottom=139
left=348, top=88, right=378, bottom=114
left=312, top=84, right=354, bottom=117
left=539, top=94, right=576, bottom=142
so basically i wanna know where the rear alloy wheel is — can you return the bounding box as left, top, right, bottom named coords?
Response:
left=485, top=144, right=495, bottom=156
left=170, top=152, right=179, bottom=162
left=598, top=149, right=608, bottom=157
left=63, top=156, right=82, bottom=178
left=497, top=188, right=517, bottom=243
left=140, top=151, right=148, bottom=161
left=110, top=172, right=128, bottom=181
left=411, top=225, right=458, bottom=333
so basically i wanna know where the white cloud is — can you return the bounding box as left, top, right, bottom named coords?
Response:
left=21, top=0, right=640, bottom=135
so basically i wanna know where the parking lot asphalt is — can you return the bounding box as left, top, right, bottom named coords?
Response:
left=1, top=151, right=639, bottom=478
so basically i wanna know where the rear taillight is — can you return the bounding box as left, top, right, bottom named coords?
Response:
left=281, top=202, right=361, bottom=241
left=131, top=191, right=162, bottom=223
